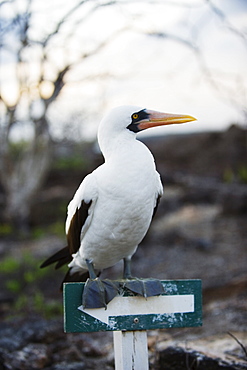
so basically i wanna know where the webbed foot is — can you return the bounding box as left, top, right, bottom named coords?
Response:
left=123, top=278, right=164, bottom=297
left=82, top=278, right=120, bottom=309
left=82, top=259, right=120, bottom=308
left=122, top=257, right=164, bottom=297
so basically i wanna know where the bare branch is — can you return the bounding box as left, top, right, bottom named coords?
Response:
left=41, top=0, right=93, bottom=47
left=0, top=0, right=14, bottom=6
left=147, top=31, right=199, bottom=52
left=206, top=0, right=247, bottom=45
left=228, top=332, right=247, bottom=360
left=43, top=65, right=70, bottom=106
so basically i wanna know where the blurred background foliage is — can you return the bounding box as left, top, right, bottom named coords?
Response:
left=0, top=0, right=246, bottom=323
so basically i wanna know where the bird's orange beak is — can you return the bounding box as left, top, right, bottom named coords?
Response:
left=138, top=110, right=197, bottom=130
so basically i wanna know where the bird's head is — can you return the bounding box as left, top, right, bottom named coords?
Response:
left=98, top=105, right=196, bottom=156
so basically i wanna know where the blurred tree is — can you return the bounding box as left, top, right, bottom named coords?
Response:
left=0, top=0, right=52, bottom=230
left=0, top=0, right=246, bottom=231
left=0, top=0, right=123, bottom=231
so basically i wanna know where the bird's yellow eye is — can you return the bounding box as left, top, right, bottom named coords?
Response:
left=132, top=113, right=139, bottom=120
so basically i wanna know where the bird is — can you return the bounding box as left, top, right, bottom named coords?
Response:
left=41, top=105, right=196, bottom=308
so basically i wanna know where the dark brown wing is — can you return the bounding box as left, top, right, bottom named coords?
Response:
left=67, top=200, right=92, bottom=255
left=152, top=193, right=161, bottom=220
left=40, top=200, right=92, bottom=270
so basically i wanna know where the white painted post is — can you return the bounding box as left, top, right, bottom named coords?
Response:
left=113, top=330, right=149, bottom=370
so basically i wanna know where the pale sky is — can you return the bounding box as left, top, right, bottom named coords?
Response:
left=1, top=0, right=247, bottom=141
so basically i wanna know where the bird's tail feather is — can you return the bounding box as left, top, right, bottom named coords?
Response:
left=40, top=246, right=72, bottom=269
left=40, top=246, right=95, bottom=291
left=60, top=268, right=90, bottom=291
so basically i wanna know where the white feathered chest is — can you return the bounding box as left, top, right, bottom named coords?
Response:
left=68, top=139, right=162, bottom=271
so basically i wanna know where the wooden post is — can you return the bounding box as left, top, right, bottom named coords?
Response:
left=113, top=330, right=148, bottom=370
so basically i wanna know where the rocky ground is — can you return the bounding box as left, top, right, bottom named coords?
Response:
left=0, top=125, right=246, bottom=369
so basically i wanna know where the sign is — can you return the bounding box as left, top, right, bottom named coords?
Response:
left=63, top=279, right=202, bottom=333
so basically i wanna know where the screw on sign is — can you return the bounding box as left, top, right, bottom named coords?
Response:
left=63, top=279, right=202, bottom=370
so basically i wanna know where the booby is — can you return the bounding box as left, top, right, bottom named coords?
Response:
left=41, top=106, right=196, bottom=308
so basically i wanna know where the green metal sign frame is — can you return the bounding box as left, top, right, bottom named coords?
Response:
left=63, top=279, right=202, bottom=333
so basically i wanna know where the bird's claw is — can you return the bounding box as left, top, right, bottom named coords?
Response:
left=82, top=278, right=120, bottom=309
left=123, top=278, right=165, bottom=298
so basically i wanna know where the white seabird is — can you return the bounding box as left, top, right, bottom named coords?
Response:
left=41, top=106, right=196, bottom=307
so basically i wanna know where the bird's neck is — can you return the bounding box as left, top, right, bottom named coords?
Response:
left=99, top=131, right=155, bottom=171
left=98, top=130, right=136, bottom=161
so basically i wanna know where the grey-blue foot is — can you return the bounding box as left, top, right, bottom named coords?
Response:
left=123, top=258, right=164, bottom=297
left=123, top=278, right=164, bottom=297
left=83, top=259, right=120, bottom=308
left=82, top=278, right=120, bottom=309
